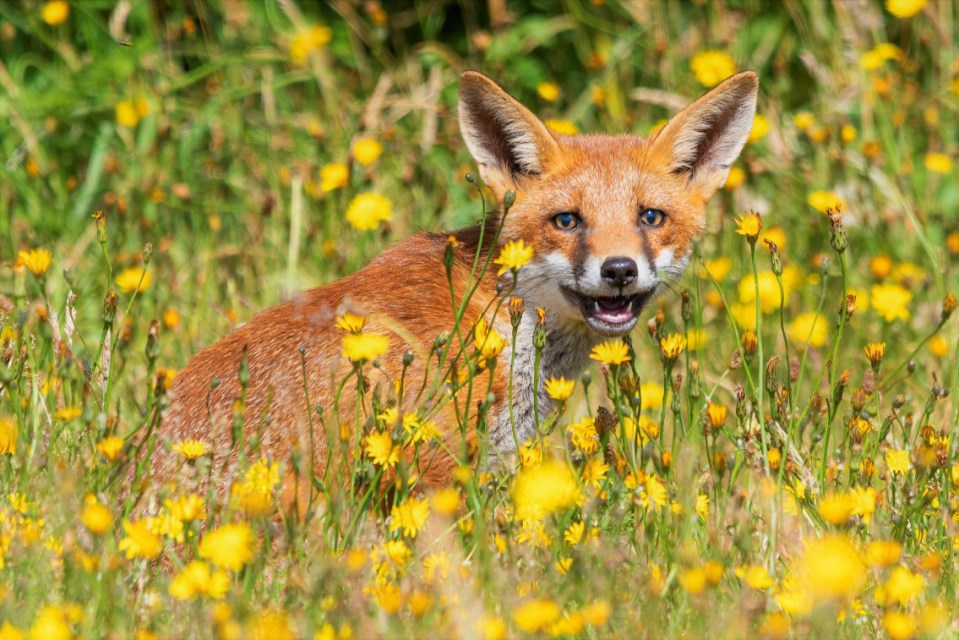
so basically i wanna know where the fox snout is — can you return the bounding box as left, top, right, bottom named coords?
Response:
left=600, top=256, right=638, bottom=288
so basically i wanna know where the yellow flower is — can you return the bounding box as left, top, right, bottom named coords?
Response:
left=41, top=1, right=70, bottom=25
left=929, top=335, right=948, bottom=358
left=864, top=342, right=886, bottom=365
left=723, top=166, right=745, bottom=190
left=792, top=534, right=865, bottom=602
left=787, top=311, right=828, bottom=348
left=118, top=519, right=163, bottom=560
left=289, top=24, right=332, bottom=64
left=886, top=0, right=927, bottom=18
left=864, top=540, right=902, bottom=567
left=352, top=138, right=382, bottom=166
left=641, top=475, right=667, bottom=511
left=589, top=339, right=631, bottom=365
left=793, top=111, right=815, bottom=131
left=96, top=436, right=125, bottom=461
left=115, top=267, right=151, bottom=293
left=251, top=610, right=295, bottom=640
left=473, top=318, right=508, bottom=360
left=699, top=257, right=732, bottom=281
left=28, top=607, right=71, bottom=640
left=734, top=212, right=762, bottom=238
left=345, top=192, right=392, bottom=231
left=544, top=376, right=575, bottom=401
left=319, top=163, right=349, bottom=192
left=580, top=600, right=611, bottom=626
left=871, top=283, right=912, bottom=322
left=860, top=43, right=904, bottom=70
left=199, top=522, right=254, bottom=571
left=115, top=100, right=140, bottom=128
left=818, top=493, right=853, bottom=525
left=695, top=494, right=710, bottom=520
left=886, top=449, right=911, bottom=474
left=885, top=566, right=924, bottom=605
left=169, top=561, right=230, bottom=601
left=165, top=494, right=207, bottom=523
left=679, top=567, right=707, bottom=594
left=513, top=599, right=561, bottom=633
left=849, top=486, right=877, bottom=524
left=924, top=152, right=953, bottom=174
left=54, top=406, right=81, bottom=421
left=884, top=611, right=918, bottom=640
left=0, top=622, right=24, bottom=640
left=389, top=497, right=430, bottom=538
left=738, top=270, right=785, bottom=314
left=545, top=118, right=578, bottom=135
left=80, top=495, right=113, bottom=535
left=493, top=239, right=534, bottom=276
left=17, top=249, right=52, bottom=277
left=841, top=123, right=857, bottom=143
left=342, top=332, right=389, bottom=362
left=162, top=309, right=181, bottom=329
left=807, top=190, right=847, bottom=213
left=363, top=430, right=399, bottom=468
left=567, top=417, right=599, bottom=455
left=513, top=459, right=581, bottom=521
left=660, top=333, right=687, bottom=361
left=564, top=521, right=585, bottom=546
left=334, top=312, right=367, bottom=333
left=0, top=417, right=17, bottom=456
left=747, top=114, right=770, bottom=143
left=690, top=50, right=736, bottom=87
left=536, top=82, right=560, bottom=102
left=706, top=403, right=727, bottom=429
left=742, top=564, right=774, bottom=590
left=172, top=439, right=208, bottom=461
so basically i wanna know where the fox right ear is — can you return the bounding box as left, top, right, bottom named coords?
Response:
left=458, top=71, right=559, bottom=196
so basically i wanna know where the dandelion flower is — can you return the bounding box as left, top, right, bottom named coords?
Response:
left=96, top=436, right=125, bottom=461
left=545, top=118, right=578, bottom=135
left=886, top=0, right=927, bottom=18
left=472, top=318, right=508, bottom=360
left=787, top=311, right=828, bottom=348
left=172, top=439, right=208, bottom=461
left=849, top=486, right=877, bottom=524
left=169, top=561, right=230, bottom=601
left=864, top=540, right=902, bottom=567
left=118, top=520, right=163, bottom=560
left=493, top=239, right=534, bottom=276
left=18, top=249, right=52, bottom=277
left=41, top=1, right=70, bottom=25
left=818, top=493, right=854, bottom=525
left=165, top=494, right=207, bottom=523
left=734, top=212, right=762, bottom=239
left=352, top=138, right=382, bottom=166
left=536, top=82, right=560, bottom=102
left=513, top=599, right=561, bottom=633
left=871, top=283, right=912, bottom=322
left=747, top=114, right=769, bottom=143
left=115, top=100, right=140, bottom=128
left=513, top=459, right=581, bottom=521
left=389, top=498, right=430, bottom=538
left=334, top=312, right=367, bottom=333
left=793, top=534, right=865, bottom=602
left=589, top=339, right=631, bottom=365
left=0, top=417, right=17, bottom=455
left=742, top=565, right=774, bottom=590
left=883, top=611, right=918, bottom=640
left=363, top=430, right=399, bottom=468
left=115, top=267, right=151, bottom=293
left=807, top=190, right=847, bottom=214
left=860, top=43, right=903, bottom=70
left=288, top=24, right=332, bottom=65
left=885, top=566, right=924, bottom=605
left=319, top=163, right=349, bottom=192
left=80, top=495, right=113, bottom=535
left=886, top=449, right=911, bottom=474
left=660, top=333, right=687, bottom=361
left=345, top=192, right=392, bottom=231
left=699, top=257, right=732, bottom=281
left=690, top=50, right=736, bottom=87
left=198, top=522, right=254, bottom=571
left=723, top=166, right=745, bottom=190
left=342, top=332, right=389, bottom=362
left=544, top=376, right=575, bottom=401
left=924, top=152, right=953, bottom=174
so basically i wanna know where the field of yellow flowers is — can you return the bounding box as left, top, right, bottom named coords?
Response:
left=2, top=1, right=959, bottom=638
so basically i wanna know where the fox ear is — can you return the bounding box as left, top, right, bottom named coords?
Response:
left=648, top=71, right=758, bottom=198
left=458, top=71, right=560, bottom=195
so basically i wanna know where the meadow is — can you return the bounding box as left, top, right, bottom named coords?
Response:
left=1, top=0, right=958, bottom=637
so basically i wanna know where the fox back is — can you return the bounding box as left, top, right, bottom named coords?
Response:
left=154, top=71, right=757, bottom=507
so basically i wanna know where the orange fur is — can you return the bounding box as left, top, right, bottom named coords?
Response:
left=155, top=71, right=758, bottom=505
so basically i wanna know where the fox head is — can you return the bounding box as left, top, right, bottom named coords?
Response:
left=458, top=71, right=758, bottom=337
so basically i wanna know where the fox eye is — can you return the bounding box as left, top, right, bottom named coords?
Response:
left=552, top=212, right=581, bottom=231
left=640, top=208, right=667, bottom=227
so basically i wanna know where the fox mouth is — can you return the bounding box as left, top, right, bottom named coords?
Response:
left=560, top=286, right=655, bottom=337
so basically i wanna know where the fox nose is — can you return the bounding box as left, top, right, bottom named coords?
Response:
left=600, top=256, right=638, bottom=287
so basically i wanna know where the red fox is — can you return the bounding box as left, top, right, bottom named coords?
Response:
left=156, top=71, right=758, bottom=503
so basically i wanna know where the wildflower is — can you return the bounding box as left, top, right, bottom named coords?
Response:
left=589, top=339, right=631, bottom=365
left=787, top=311, right=828, bottom=348
left=807, top=190, right=847, bottom=214
left=169, top=561, right=230, bottom=601
left=564, top=521, right=585, bottom=546
left=431, top=488, right=459, bottom=516
left=741, top=330, right=759, bottom=356
left=96, top=436, right=125, bottom=461
left=334, top=312, right=367, bottom=334
left=734, top=212, right=762, bottom=239
left=924, top=152, right=953, bottom=174
left=162, top=308, right=181, bottom=329
left=723, top=166, right=745, bottom=190
left=288, top=24, right=332, bottom=64
left=886, top=448, right=911, bottom=474
left=544, top=376, right=575, bottom=401
left=115, top=100, right=140, bottom=128
left=679, top=567, right=707, bottom=594
left=690, top=50, right=736, bottom=87
left=641, top=475, right=667, bottom=511
left=54, top=406, right=81, bottom=421
left=929, top=335, right=948, bottom=358
left=199, top=522, right=254, bottom=571
left=695, top=494, right=710, bottom=520
left=28, top=607, right=72, bottom=640
left=568, top=417, right=599, bottom=455
left=864, top=342, right=886, bottom=366
left=886, top=0, right=927, bottom=18
left=118, top=520, right=163, bottom=560
left=748, top=114, right=769, bottom=143
left=738, top=268, right=796, bottom=314
left=883, top=612, right=917, bottom=640
left=793, top=534, right=865, bottom=602
left=480, top=616, right=507, bottom=640
left=840, top=123, right=857, bottom=143
left=700, top=257, right=733, bottom=281
left=345, top=192, right=392, bottom=231
left=80, top=495, right=113, bottom=535
left=352, top=137, right=382, bottom=166
left=0, top=417, right=16, bottom=455
left=849, top=486, right=877, bottom=524
left=513, top=459, right=581, bottom=521
left=493, top=239, right=534, bottom=276
left=363, top=430, right=399, bottom=468
left=513, top=599, right=561, bottom=633
left=860, top=43, right=903, bottom=70
left=536, top=82, right=560, bottom=101
left=706, top=403, right=727, bottom=429
left=165, top=494, right=207, bottom=522
left=473, top=318, right=508, bottom=360
left=389, top=498, right=430, bottom=538
left=793, top=111, right=815, bottom=131
left=580, top=600, right=612, bottom=626
left=871, top=254, right=893, bottom=278
left=871, top=283, right=912, bottom=322
left=115, top=267, right=151, bottom=293
left=640, top=382, right=665, bottom=410
left=342, top=331, right=389, bottom=362
left=17, top=249, right=52, bottom=277
left=864, top=540, right=902, bottom=567
left=41, top=1, right=70, bottom=25
left=660, top=333, right=687, bottom=361
left=319, top=163, right=349, bottom=192
left=172, top=439, right=208, bottom=461
left=885, top=566, right=924, bottom=604
left=818, top=493, right=853, bottom=525
left=545, top=118, right=577, bottom=135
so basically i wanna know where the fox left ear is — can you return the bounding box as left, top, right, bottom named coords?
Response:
left=648, top=71, right=759, bottom=198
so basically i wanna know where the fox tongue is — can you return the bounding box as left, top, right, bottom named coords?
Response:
left=594, top=296, right=633, bottom=324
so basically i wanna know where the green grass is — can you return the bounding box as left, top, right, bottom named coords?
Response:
left=1, top=0, right=958, bottom=638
